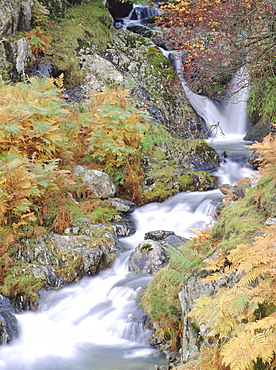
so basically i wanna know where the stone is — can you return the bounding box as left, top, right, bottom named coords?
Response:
left=178, top=269, right=242, bottom=362
left=105, top=28, right=207, bottom=139
left=0, top=295, right=18, bottom=345
left=31, top=264, right=64, bottom=287
left=15, top=38, right=32, bottom=79
left=105, top=198, right=136, bottom=213
left=128, top=239, right=168, bottom=274
left=17, top=219, right=123, bottom=286
left=73, top=165, right=116, bottom=199
left=144, top=230, right=175, bottom=241
left=109, top=214, right=136, bottom=237
left=0, top=0, right=33, bottom=36
left=79, top=47, right=124, bottom=95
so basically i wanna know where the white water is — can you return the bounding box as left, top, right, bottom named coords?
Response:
left=0, top=6, right=256, bottom=370
left=117, top=4, right=159, bottom=30
left=164, top=50, right=250, bottom=141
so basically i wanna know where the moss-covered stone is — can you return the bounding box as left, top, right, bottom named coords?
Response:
left=45, top=0, right=114, bottom=87
left=105, top=29, right=206, bottom=139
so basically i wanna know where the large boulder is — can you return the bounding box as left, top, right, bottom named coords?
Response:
left=16, top=219, right=123, bottom=285
left=129, top=230, right=188, bottom=274
left=73, top=166, right=116, bottom=199
left=142, top=137, right=220, bottom=202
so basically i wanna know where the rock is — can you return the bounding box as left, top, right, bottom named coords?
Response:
left=248, top=151, right=263, bottom=170
left=109, top=214, right=136, bottom=237
left=14, top=38, right=32, bottom=79
left=73, top=165, right=116, bottom=199
left=144, top=230, right=175, bottom=241
left=142, top=137, right=220, bottom=202
left=129, top=239, right=168, bottom=274
left=244, top=117, right=271, bottom=142
left=219, top=183, right=248, bottom=199
left=17, top=219, right=123, bottom=285
left=178, top=268, right=241, bottom=363
left=0, top=295, right=18, bottom=344
left=79, top=46, right=124, bottom=95
left=105, top=28, right=207, bottom=139
left=129, top=232, right=188, bottom=274
left=105, top=198, right=136, bottom=213
left=31, top=264, right=64, bottom=287
left=0, top=38, right=32, bottom=81
left=0, top=0, right=33, bottom=36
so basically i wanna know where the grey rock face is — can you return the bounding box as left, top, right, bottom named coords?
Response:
left=0, top=0, right=33, bottom=36
left=104, top=29, right=206, bottom=139
left=0, top=295, right=18, bottom=345
left=15, top=38, right=32, bottom=78
left=178, top=269, right=241, bottom=362
left=17, top=219, right=123, bottom=286
left=73, top=166, right=116, bottom=199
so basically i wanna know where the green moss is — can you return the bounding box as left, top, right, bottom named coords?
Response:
left=46, top=0, right=114, bottom=87
left=0, top=268, right=44, bottom=309
left=141, top=242, right=153, bottom=250
left=211, top=174, right=276, bottom=250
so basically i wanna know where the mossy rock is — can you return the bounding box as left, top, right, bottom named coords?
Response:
left=105, top=29, right=206, bottom=139
left=143, top=165, right=217, bottom=203
left=46, top=0, right=114, bottom=87
left=178, top=171, right=218, bottom=192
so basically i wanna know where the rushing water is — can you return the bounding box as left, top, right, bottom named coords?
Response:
left=0, top=5, right=257, bottom=370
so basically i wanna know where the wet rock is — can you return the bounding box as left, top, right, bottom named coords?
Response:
left=109, top=214, right=136, bottom=237
left=17, top=219, right=123, bottom=285
left=243, top=117, right=271, bottom=142
left=129, top=233, right=188, bottom=274
left=248, top=151, right=263, bottom=170
left=219, top=183, right=248, bottom=199
left=144, top=230, right=175, bottom=241
left=129, top=239, right=168, bottom=274
left=0, top=295, right=18, bottom=344
left=73, top=165, right=116, bottom=199
left=31, top=265, right=64, bottom=287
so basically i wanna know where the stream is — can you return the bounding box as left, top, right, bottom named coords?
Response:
left=0, top=5, right=256, bottom=370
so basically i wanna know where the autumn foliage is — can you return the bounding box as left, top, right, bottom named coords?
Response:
left=0, top=77, right=149, bottom=283
left=158, top=0, right=275, bottom=96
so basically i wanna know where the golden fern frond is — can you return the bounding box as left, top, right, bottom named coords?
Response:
left=189, top=295, right=220, bottom=328
left=249, top=133, right=276, bottom=175
left=221, top=329, right=276, bottom=370
left=203, top=249, right=228, bottom=272
left=202, top=271, right=224, bottom=283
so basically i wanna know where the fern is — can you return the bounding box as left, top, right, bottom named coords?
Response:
left=188, top=224, right=276, bottom=369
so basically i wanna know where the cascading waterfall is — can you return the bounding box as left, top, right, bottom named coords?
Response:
left=116, top=4, right=159, bottom=29
left=165, top=50, right=250, bottom=140
left=0, top=5, right=256, bottom=370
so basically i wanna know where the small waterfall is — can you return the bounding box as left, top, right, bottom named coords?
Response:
left=117, top=4, right=159, bottom=29
left=166, top=51, right=250, bottom=140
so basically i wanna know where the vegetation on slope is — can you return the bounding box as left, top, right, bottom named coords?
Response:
left=141, top=131, right=276, bottom=370
left=0, top=76, right=152, bottom=291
